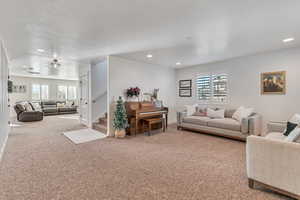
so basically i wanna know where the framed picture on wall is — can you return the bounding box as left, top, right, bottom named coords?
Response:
left=261, top=71, right=286, bottom=95
left=179, top=80, right=192, bottom=88
left=179, top=89, right=192, bottom=97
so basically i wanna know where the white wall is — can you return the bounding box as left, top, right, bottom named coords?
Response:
left=91, top=59, right=108, bottom=122
left=176, top=47, right=300, bottom=128
left=0, top=41, right=9, bottom=158
left=108, top=56, right=177, bottom=136
left=9, top=76, right=79, bottom=117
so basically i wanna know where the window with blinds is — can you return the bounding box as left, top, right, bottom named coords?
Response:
left=197, top=74, right=228, bottom=103
left=196, top=75, right=211, bottom=101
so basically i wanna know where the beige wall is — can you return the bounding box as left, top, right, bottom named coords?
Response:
left=108, top=56, right=177, bottom=136
left=9, top=76, right=78, bottom=117
left=176, top=47, right=300, bottom=131
left=0, top=41, right=9, bottom=157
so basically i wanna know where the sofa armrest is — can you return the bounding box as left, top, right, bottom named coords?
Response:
left=267, top=122, right=286, bottom=133
left=177, top=111, right=187, bottom=126
left=246, top=136, right=300, bottom=195
left=19, top=111, right=43, bottom=122
left=241, top=118, right=249, bottom=134
left=248, top=114, right=262, bottom=136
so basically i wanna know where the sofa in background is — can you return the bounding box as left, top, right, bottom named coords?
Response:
left=247, top=122, right=300, bottom=199
left=177, top=108, right=262, bottom=141
left=14, top=102, right=43, bottom=122
left=15, top=100, right=78, bottom=121
left=41, top=100, right=77, bottom=116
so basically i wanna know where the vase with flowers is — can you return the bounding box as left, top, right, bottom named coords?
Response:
left=126, top=87, right=141, bottom=101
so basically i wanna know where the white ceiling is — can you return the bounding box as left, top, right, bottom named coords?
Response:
left=9, top=55, right=79, bottom=80
left=1, top=0, right=300, bottom=74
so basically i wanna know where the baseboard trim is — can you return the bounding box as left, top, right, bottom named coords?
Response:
left=0, top=133, right=8, bottom=162
left=249, top=179, right=300, bottom=200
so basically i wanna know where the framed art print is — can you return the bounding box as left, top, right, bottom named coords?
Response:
left=179, top=89, right=192, bottom=97
left=261, top=71, right=286, bottom=95
left=179, top=80, right=192, bottom=88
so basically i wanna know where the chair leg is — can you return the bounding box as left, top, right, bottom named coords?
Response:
left=163, top=119, right=166, bottom=132
left=148, top=123, right=151, bottom=136
left=248, top=179, right=254, bottom=189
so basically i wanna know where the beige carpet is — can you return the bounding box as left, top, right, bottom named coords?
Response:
left=0, top=116, right=290, bottom=200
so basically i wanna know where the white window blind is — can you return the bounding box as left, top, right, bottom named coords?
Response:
left=196, top=75, right=211, bottom=101
left=57, top=85, right=68, bottom=100
left=67, top=86, right=77, bottom=100
left=212, top=74, right=228, bottom=103
left=41, top=85, right=49, bottom=100
left=32, top=84, right=41, bottom=100
left=32, top=84, right=49, bottom=100
left=197, top=74, right=228, bottom=103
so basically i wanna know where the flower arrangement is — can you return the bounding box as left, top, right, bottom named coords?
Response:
left=126, top=87, right=140, bottom=97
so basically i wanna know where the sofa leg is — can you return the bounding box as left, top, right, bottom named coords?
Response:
left=248, top=179, right=254, bottom=189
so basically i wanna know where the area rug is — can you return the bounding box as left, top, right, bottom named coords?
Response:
left=58, top=115, right=80, bottom=120
left=63, top=128, right=106, bottom=144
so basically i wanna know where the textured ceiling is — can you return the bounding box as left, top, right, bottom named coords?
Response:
left=0, top=0, right=300, bottom=77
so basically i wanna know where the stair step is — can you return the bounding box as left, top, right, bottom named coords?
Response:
left=93, top=122, right=107, bottom=134
left=98, top=118, right=107, bottom=125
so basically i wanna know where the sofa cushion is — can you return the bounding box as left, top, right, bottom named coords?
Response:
left=183, top=116, right=212, bottom=126
left=265, top=132, right=286, bottom=141
left=225, top=109, right=236, bottom=118
left=207, top=118, right=241, bottom=132
left=43, top=108, right=58, bottom=113
left=58, top=107, right=77, bottom=112
left=207, top=108, right=225, bottom=119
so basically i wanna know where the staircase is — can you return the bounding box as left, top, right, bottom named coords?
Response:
left=92, top=113, right=107, bottom=134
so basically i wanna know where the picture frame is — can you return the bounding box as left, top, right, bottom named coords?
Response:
left=261, top=71, right=286, bottom=95
left=179, top=89, right=192, bottom=97
left=179, top=80, right=192, bottom=88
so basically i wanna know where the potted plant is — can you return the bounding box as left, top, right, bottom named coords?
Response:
left=113, top=96, right=128, bottom=138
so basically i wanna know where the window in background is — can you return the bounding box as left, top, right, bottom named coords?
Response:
left=32, top=84, right=41, bottom=100
left=57, top=85, right=68, bottom=100
left=67, top=86, right=77, bottom=100
left=212, top=74, right=228, bottom=103
left=196, top=75, right=211, bottom=101
left=41, top=85, right=49, bottom=100
left=196, top=74, right=228, bottom=103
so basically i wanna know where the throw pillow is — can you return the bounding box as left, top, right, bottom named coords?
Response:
left=284, top=127, right=300, bottom=142
left=232, top=106, right=254, bottom=122
left=193, top=107, right=207, bottom=117
left=66, top=101, right=74, bottom=107
left=57, top=102, right=66, bottom=108
left=185, top=104, right=198, bottom=116
left=283, top=121, right=298, bottom=136
left=289, top=114, right=300, bottom=124
left=24, top=103, right=33, bottom=111
left=31, top=102, right=41, bottom=110
left=207, top=108, right=225, bottom=119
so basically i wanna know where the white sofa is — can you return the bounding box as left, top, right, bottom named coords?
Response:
left=247, top=122, right=300, bottom=199
left=177, top=108, right=262, bottom=141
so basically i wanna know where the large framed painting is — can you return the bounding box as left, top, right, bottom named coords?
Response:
left=179, top=80, right=192, bottom=88
left=179, top=89, right=192, bottom=97
left=261, top=71, right=286, bottom=95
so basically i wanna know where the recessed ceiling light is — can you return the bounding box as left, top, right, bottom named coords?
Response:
left=37, top=49, right=45, bottom=52
left=176, top=62, right=182, bottom=66
left=147, top=54, right=153, bottom=58
left=283, top=38, right=295, bottom=43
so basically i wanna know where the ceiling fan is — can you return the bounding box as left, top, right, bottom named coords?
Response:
left=50, top=58, right=61, bottom=68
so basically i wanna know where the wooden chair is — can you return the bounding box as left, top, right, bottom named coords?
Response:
left=142, top=118, right=166, bottom=136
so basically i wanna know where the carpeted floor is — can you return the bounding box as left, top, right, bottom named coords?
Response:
left=0, top=116, right=290, bottom=200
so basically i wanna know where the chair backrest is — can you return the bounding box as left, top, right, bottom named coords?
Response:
left=14, top=104, right=25, bottom=115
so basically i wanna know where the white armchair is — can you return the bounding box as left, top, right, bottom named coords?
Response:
left=246, top=122, right=300, bottom=199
